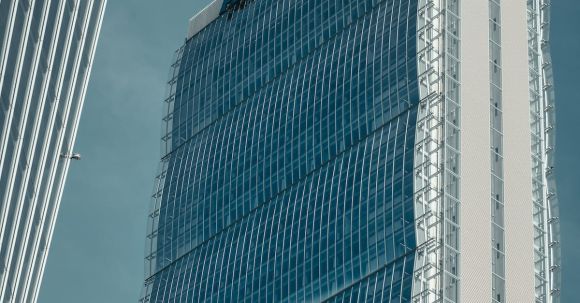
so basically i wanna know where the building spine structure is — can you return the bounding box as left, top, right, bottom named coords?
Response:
left=412, top=0, right=461, bottom=302
left=0, top=1, right=106, bottom=302
left=527, top=0, right=561, bottom=302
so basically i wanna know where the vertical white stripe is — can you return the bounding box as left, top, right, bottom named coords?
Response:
left=459, top=0, right=492, bottom=301
left=0, top=0, right=106, bottom=301
left=30, top=2, right=107, bottom=302
left=0, top=1, right=37, bottom=299
left=0, top=0, right=51, bottom=301
left=501, top=0, right=536, bottom=301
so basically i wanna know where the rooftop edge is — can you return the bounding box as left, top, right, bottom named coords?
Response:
left=187, top=0, right=224, bottom=39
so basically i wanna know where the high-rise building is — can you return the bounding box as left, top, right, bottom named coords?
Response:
left=141, top=0, right=561, bottom=302
left=0, top=1, right=106, bottom=302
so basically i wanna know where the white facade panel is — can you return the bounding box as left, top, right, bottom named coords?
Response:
left=501, top=0, right=537, bottom=301
left=187, top=0, right=223, bottom=39
left=459, top=0, right=493, bottom=301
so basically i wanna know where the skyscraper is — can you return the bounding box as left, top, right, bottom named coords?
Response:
left=0, top=1, right=106, bottom=302
left=141, top=0, right=561, bottom=302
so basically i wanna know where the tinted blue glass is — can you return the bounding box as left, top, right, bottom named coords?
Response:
left=146, top=0, right=420, bottom=301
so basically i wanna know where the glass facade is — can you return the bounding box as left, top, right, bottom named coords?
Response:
left=0, top=1, right=106, bottom=302
left=142, top=0, right=562, bottom=302
left=142, top=0, right=421, bottom=302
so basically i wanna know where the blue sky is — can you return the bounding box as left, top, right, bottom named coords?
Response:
left=38, top=1, right=579, bottom=302
left=550, top=0, right=580, bottom=300
left=38, top=1, right=212, bottom=302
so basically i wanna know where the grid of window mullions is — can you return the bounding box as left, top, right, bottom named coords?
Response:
left=322, top=255, right=414, bottom=302
left=144, top=0, right=422, bottom=301
left=156, top=104, right=416, bottom=268
left=148, top=116, right=417, bottom=302
left=149, top=0, right=419, bottom=275
left=167, top=0, right=413, bottom=154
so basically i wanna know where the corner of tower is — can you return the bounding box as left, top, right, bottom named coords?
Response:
left=187, top=0, right=224, bottom=39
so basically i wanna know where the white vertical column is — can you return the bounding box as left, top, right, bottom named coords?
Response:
left=459, top=0, right=492, bottom=301
left=501, top=0, right=536, bottom=301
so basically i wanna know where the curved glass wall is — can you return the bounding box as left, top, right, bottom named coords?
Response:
left=142, top=0, right=421, bottom=302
